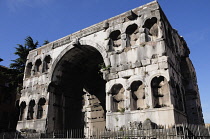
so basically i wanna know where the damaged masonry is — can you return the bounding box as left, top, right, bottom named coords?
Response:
left=17, top=0, right=204, bottom=136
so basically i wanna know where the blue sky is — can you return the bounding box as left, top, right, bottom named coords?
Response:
left=0, top=0, right=210, bottom=123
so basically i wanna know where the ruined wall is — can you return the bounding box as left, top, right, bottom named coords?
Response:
left=17, top=1, right=204, bottom=133
left=158, top=10, right=204, bottom=124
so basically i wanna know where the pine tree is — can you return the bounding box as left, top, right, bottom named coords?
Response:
left=10, top=36, right=39, bottom=91
left=10, top=36, right=39, bottom=83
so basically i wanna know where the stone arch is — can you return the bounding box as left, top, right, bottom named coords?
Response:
left=25, top=62, right=33, bottom=78
left=19, top=101, right=26, bottom=121
left=108, top=30, right=121, bottom=51
left=142, top=17, right=158, bottom=42
left=27, top=100, right=35, bottom=120
left=37, top=98, right=46, bottom=119
left=127, top=75, right=144, bottom=89
left=150, top=75, right=170, bottom=108
left=49, top=41, right=107, bottom=81
left=79, top=40, right=107, bottom=59
left=130, top=80, right=145, bottom=110
left=125, top=23, right=139, bottom=47
left=42, top=55, right=52, bottom=73
left=109, top=84, right=125, bottom=112
left=48, top=44, right=107, bottom=132
left=34, top=59, right=42, bottom=75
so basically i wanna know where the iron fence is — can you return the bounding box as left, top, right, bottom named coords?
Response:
left=1, top=124, right=210, bottom=139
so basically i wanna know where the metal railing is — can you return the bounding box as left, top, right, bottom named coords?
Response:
left=1, top=124, right=210, bottom=139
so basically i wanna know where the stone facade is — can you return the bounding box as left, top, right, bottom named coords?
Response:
left=16, top=1, right=204, bottom=133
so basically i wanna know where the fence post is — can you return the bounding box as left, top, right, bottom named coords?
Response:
left=15, top=132, right=17, bottom=139
left=198, top=125, right=201, bottom=138
left=182, top=124, right=186, bottom=139
left=165, top=125, right=167, bottom=139
left=186, top=124, right=189, bottom=137
left=175, top=124, right=177, bottom=138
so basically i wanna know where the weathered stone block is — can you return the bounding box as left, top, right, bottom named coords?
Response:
left=158, top=56, right=168, bottom=63
left=118, top=69, right=134, bottom=78
left=135, top=61, right=142, bottom=67
left=139, top=33, right=146, bottom=44
left=108, top=73, right=119, bottom=80
left=110, top=67, right=117, bottom=73
left=151, top=58, right=158, bottom=64
left=158, top=61, right=168, bottom=69
left=141, top=59, right=150, bottom=66
left=134, top=67, right=146, bottom=76
left=146, top=64, right=158, bottom=72
left=119, top=52, right=127, bottom=66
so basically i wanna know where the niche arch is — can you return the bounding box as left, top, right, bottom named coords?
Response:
left=150, top=75, right=170, bottom=108
left=37, top=98, right=46, bottom=119
left=142, top=17, right=159, bottom=42
left=34, top=59, right=42, bottom=75
left=109, top=84, right=125, bottom=112
left=42, top=55, right=52, bottom=73
left=130, top=80, right=145, bottom=110
left=27, top=100, right=35, bottom=120
left=25, top=62, right=33, bottom=78
left=108, top=30, right=121, bottom=51
left=19, top=101, right=26, bottom=121
left=125, top=23, right=139, bottom=47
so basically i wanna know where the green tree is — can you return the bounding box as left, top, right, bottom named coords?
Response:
left=10, top=36, right=39, bottom=85
left=0, top=37, right=40, bottom=131
left=0, top=58, right=18, bottom=92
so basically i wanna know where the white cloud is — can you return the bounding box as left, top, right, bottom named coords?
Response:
left=6, top=0, right=53, bottom=12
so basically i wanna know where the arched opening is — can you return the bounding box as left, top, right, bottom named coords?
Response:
left=27, top=100, right=35, bottom=120
left=37, top=98, right=46, bottom=119
left=151, top=76, right=169, bottom=108
left=110, top=84, right=125, bottom=112
left=42, top=55, right=51, bottom=72
left=143, top=17, right=158, bottom=42
left=25, top=62, right=32, bottom=78
left=108, top=30, right=121, bottom=51
left=49, top=45, right=107, bottom=133
left=125, top=24, right=139, bottom=47
left=34, top=59, right=42, bottom=75
left=19, top=101, right=26, bottom=121
left=130, top=81, right=145, bottom=110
